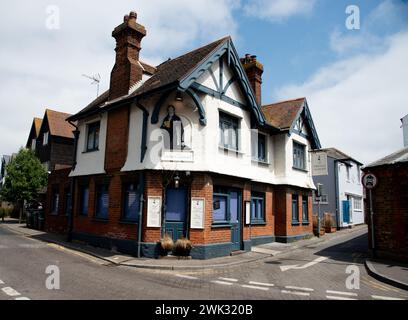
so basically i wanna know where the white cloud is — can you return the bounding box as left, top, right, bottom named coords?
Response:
left=329, top=0, right=408, bottom=55
left=276, top=31, right=408, bottom=164
left=244, top=0, right=316, bottom=21
left=0, top=0, right=239, bottom=156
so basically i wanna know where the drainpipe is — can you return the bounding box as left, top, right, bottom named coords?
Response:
left=137, top=171, right=145, bottom=258
left=334, top=160, right=340, bottom=229
left=67, top=120, right=79, bottom=242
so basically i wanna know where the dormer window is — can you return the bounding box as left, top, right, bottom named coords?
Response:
left=86, top=122, right=100, bottom=152
left=43, top=132, right=49, bottom=146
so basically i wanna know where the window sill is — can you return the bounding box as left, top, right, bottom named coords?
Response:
left=211, top=223, right=231, bottom=229
left=119, top=219, right=139, bottom=225
left=291, top=221, right=300, bottom=226
left=78, top=214, right=88, bottom=217
left=50, top=213, right=58, bottom=216
left=92, top=217, right=109, bottom=223
left=292, top=166, right=308, bottom=173
left=82, top=148, right=99, bottom=154
left=218, top=146, right=244, bottom=155
left=251, top=159, right=270, bottom=166
left=251, top=221, right=266, bottom=226
left=302, top=221, right=310, bottom=225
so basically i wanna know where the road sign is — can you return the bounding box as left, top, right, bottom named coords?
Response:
left=312, top=152, right=328, bottom=176
left=362, top=173, right=378, bottom=189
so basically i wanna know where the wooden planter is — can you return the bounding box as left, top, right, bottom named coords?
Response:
left=325, top=226, right=337, bottom=233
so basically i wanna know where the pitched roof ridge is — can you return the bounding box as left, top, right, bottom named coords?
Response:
left=262, top=97, right=306, bottom=108
left=45, top=108, right=73, bottom=117
left=158, top=36, right=230, bottom=67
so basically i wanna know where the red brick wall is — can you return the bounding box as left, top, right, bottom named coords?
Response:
left=73, top=174, right=139, bottom=240
left=45, top=168, right=71, bottom=234
left=243, top=182, right=275, bottom=240
left=364, top=164, right=408, bottom=261
left=104, top=107, right=130, bottom=173
left=274, top=186, right=313, bottom=238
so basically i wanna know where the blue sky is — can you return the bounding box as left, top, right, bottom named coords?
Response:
left=0, top=0, right=407, bottom=164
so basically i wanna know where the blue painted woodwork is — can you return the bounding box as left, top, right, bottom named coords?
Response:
left=342, top=200, right=350, bottom=223
left=165, top=188, right=187, bottom=241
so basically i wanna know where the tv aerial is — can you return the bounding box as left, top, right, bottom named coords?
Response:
left=82, top=73, right=101, bottom=98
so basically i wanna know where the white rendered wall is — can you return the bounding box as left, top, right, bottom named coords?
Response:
left=69, top=113, right=107, bottom=177
left=337, top=161, right=365, bottom=226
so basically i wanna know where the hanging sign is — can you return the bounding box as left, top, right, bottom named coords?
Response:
left=190, top=198, right=205, bottom=229
left=147, top=196, right=162, bottom=228
left=312, top=152, right=328, bottom=176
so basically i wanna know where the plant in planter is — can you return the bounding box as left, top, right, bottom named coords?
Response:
left=324, top=213, right=337, bottom=233
left=173, top=237, right=193, bottom=257
left=159, top=234, right=174, bottom=256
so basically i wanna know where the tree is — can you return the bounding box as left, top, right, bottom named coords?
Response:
left=0, top=148, right=48, bottom=223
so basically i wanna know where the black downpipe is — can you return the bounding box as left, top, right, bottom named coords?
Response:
left=67, top=121, right=80, bottom=242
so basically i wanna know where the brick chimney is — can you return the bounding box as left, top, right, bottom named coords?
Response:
left=109, top=11, right=146, bottom=100
left=240, top=54, right=264, bottom=106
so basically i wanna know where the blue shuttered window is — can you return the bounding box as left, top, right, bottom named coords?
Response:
left=251, top=192, right=265, bottom=223
left=123, top=183, right=141, bottom=222
left=95, top=184, right=109, bottom=219
left=213, top=194, right=228, bottom=222
left=302, top=196, right=308, bottom=222
left=79, top=186, right=89, bottom=216
left=292, top=194, right=299, bottom=223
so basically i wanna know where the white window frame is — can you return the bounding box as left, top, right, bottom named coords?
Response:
left=43, top=132, right=49, bottom=146
left=31, top=138, right=36, bottom=151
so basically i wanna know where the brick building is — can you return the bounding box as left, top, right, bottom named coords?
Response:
left=363, top=147, right=408, bottom=262
left=45, top=11, right=322, bottom=259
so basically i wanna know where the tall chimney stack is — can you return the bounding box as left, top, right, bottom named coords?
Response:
left=240, top=54, right=264, bottom=106
left=109, top=11, right=146, bottom=100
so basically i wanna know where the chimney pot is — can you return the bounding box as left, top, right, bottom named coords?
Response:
left=123, top=14, right=129, bottom=22
left=129, top=11, right=137, bottom=20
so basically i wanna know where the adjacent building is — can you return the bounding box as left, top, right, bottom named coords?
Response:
left=45, top=11, right=322, bottom=259
left=312, top=148, right=364, bottom=228
left=363, top=147, right=408, bottom=262
left=26, top=109, right=76, bottom=172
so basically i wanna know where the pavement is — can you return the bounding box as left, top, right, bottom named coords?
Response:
left=0, top=218, right=366, bottom=271
left=365, top=259, right=408, bottom=291
left=1, top=220, right=407, bottom=300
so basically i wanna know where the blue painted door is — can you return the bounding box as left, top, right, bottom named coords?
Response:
left=342, top=200, right=350, bottom=224
left=165, top=188, right=187, bottom=241
left=229, top=190, right=241, bottom=251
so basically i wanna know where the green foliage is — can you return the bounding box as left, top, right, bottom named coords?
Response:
left=0, top=148, right=48, bottom=204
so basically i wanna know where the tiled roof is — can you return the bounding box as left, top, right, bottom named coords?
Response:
left=365, top=146, right=408, bottom=168
left=33, top=117, right=42, bottom=136
left=45, top=109, right=76, bottom=139
left=69, top=36, right=230, bottom=120
left=261, top=98, right=305, bottom=129
left=131, top=36, right=229, bottom=97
